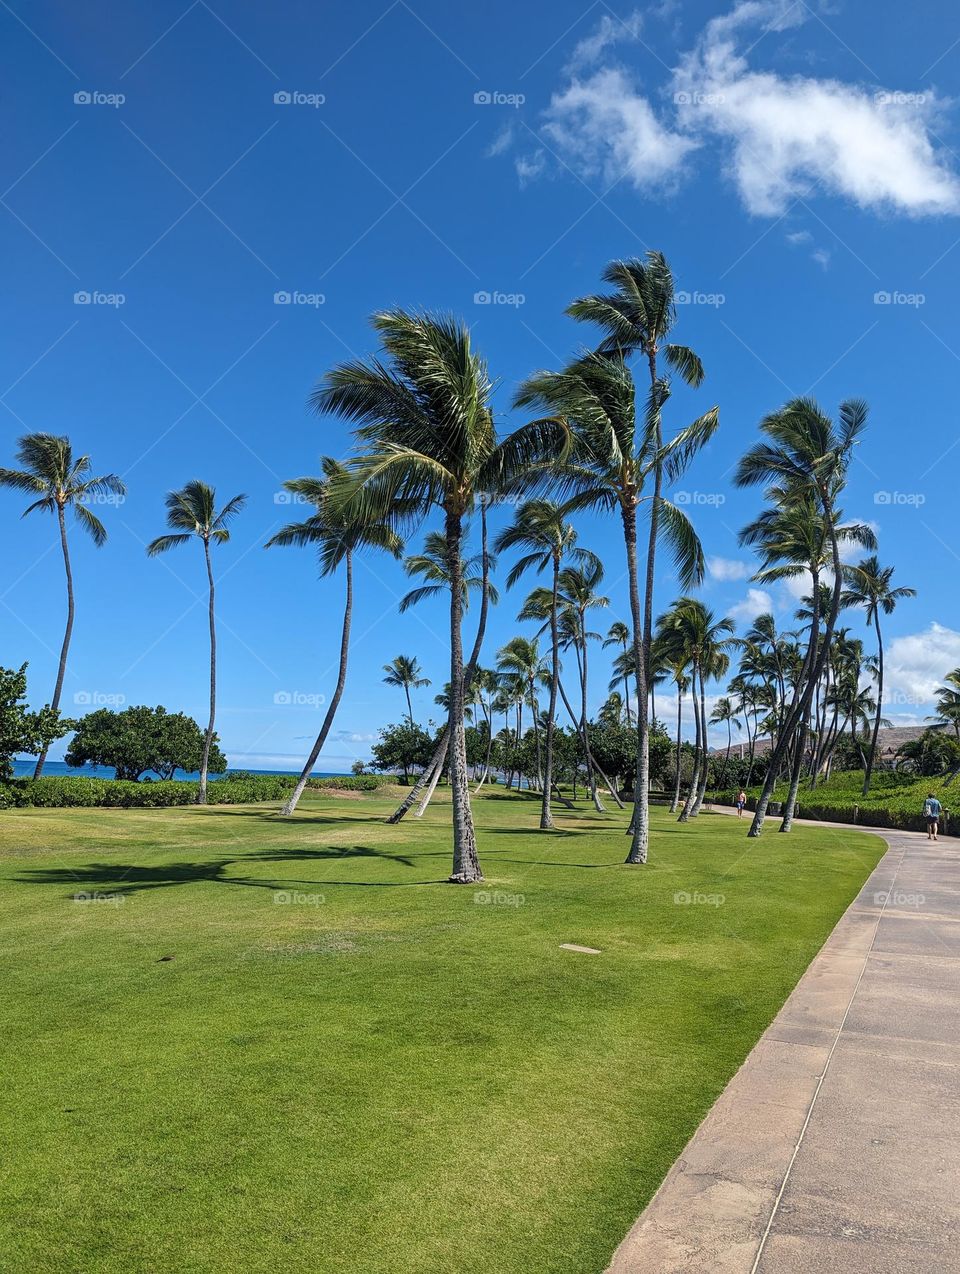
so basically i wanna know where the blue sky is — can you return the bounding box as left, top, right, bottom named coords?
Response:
left=3, top=0, right=960, bottom=770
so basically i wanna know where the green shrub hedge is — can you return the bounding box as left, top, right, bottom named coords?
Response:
left=306, top=774, right=397, bottom=791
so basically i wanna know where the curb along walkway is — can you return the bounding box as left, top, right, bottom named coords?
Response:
left=607, top=812, right=960, bottom=1273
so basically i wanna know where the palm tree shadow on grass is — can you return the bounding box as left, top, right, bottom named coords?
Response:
left=16, top=845, right=448, bottom=898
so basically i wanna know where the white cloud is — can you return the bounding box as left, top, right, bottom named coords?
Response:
left=567, top=10, right=644, bottom=71
left=486, top=123, right=514, bottom=157
left=707, top=555, right=753, bottom=582
left=515, top=149, right=547, bottom=187
left=785, top=229, right=812, bottom=244
left=728, top=587, right=774, bottom=622
left=545, top=68, right=698, bottom=191
left=541, top=0, right=960, bottom=218
left=885, top=623, right=960, bottom=705
left=812, top=248, right=831, bottom=269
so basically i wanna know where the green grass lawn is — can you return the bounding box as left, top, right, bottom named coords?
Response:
left=0, top=788, right=883, bottom=1274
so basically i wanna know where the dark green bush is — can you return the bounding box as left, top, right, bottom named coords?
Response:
left=0, top=773, right=296, bottom=809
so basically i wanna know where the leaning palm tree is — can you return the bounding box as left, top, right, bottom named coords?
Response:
left=841, top=555, right=915, bottom=796
left=265, top=458, right=403, bottom=815
left=603, top=620, right=633, bottom=724
left=734, top=398, right=876, bottom=835
left=147, top=480, right=246, bottom=803
left=494, top=499, right=593, bottom=828
left=0, top=433, right=125, bottom=777
left=382, top=654, right=431, bottom=725
left=313, top=310, right=564, bottom=883
left=515, top=349, right=716, bottom=863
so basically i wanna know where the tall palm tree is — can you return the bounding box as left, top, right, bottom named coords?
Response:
left=709, top=696, right=741, bottom=788
left=264, top=458, right=403, bottom=816
left=565, top=253, right=717, bottom=856
left=382, top=654, right=431, bottom=725
left=496, top=636, right=549, bottom=791
left=841, top=555, right=915, bottom=796
left=734, top=398, right=876, bottom=835
left=494, top=499, right=593, bottom=828
left=147, top=480, right=246, bottom=803
left=603, top=620, right=633, bottom=724
left=515, top=349, right=715, bottom=863
left=0, top=433, right=125, bottom=777
left=314, top=310, right=563, bottom=883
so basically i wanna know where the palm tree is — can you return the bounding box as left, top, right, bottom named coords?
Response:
left=399, top=530, right=497, bottom=613
left=603, top=620, right=633, bottom=724
left=264, top=458, right=403, bottom=816
left=709, top=696, right=741, bottom=788
left=494, top=499, right=593, bottom=828
left=841, top=555, right=915, bottom=796
left=147, top=480, right=246, bottom=803
left=382, top=654, right=431, bottom=725
left=496, top=636, right=549, bottom=791
left=470, top=667, right=499, bottom=790
left=515, top=349, right=715, bottom=863
left=0, top=433, right=125, bottom=777
left=313, top=310, right=563, bottom=882
left=734, top=398, right=876, bottom=835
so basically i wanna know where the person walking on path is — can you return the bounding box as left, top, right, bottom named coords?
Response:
left=923, top=792, right=943, bottom=841
left=736, top=789, right=747, bottom=818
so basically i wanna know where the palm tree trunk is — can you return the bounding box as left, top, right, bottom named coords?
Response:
left=622, top=638, right=632, bottom=726
left=863, top=611, right=884, bottom=796
left=474, top=704, right=494, bottom=792
left=198, top=536, right=216, bottom=805
left=280, top=550, right=354, bottom=816
left=691, top=672, right=711, bottom=815
left=722, top=720, right=731, bottom=789
left=540, top=554, right=560, bottom=828
left=679, top=665, right=703, bottom=822
left=558, top=675, right=619, bottom=808
left=577, top=636, right=606, bottom=813
left=404, top=684, right=414, bottom=727
left=670, top=687, right=683, bottom=813
left=34, top=503, right=74, bottom=779
left=624, top=504, right=650, bottom=862
left=386, top=505, right=492, bottom=824
left=445, top=509, right=481, bottom=883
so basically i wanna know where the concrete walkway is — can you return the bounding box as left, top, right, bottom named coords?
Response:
left=607, top=815, right=960, bottom=1273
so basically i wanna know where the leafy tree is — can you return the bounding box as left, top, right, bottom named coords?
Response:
left=399, top=529, right=497, bottom=613
left=0, top=664, right=72, bottom=782
left=147, top=481, right=246, bottom=803
left=370, top=721, right=435, bottom=784
left=265, top=458, right=403, bottom=815
left=0, top=434, right=124, bottom=777
left=65, top=705, right=225, bottom=781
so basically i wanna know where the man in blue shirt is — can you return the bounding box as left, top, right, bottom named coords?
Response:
left=923, top=793, right=943, bottom=841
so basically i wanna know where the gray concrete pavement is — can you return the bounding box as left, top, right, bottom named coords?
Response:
left=607, top=817, right=960, bottom=1273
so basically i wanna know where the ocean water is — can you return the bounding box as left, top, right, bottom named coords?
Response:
left=10, top=760, right=345, bottom=781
